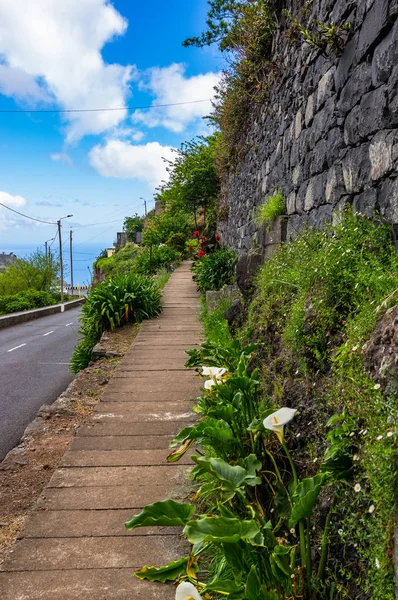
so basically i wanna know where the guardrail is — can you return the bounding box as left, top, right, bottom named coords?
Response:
left=0, top=298, right=85, bottom=330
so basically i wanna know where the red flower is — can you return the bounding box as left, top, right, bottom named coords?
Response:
left=193, top=230, right=200, bottom=237
left=201, top=235, right=206, bottom=242
left=215, top=234, right=220, bottom=241
left=188, top=246, right=193, bottom=252
left=197, top=250, right=205, bottom=258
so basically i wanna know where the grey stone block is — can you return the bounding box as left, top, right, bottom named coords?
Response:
left=206, top=285, right=240, bottom=312
left=326, top=164, right=346, bottom=204
left=378, top=178, right=398, bottom=223
left=356, top=0, right=389, bottom=63
left=337, top=62, right=373, bottom=116
left=369, top=130, right=394, bottom=180
left=305, top=173, right=327, bottom=211
left=344, top=86, right=388, bottom=145
left=352, top=188, right=378, bottom=217
left=372, top=20, right=398, bottom=85
left=342, top=145, right=372, bottom=193
left=317, top=67, right=336, bottom=110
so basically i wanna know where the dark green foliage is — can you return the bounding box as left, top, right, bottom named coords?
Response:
left=70, top=274, right=162, bottom=373
left=195, top=249, right=237, bottom=293
left=132, top=246, right=181, bottom=276
left=94, top=244, right=180, bottom=278
left=123, top=213, right=144, bottom=241
left=0, top=290, right=58, bottom=314
left=249, top=211, right=398, bottom=372
left=0, top=250, right=59, bottom=296
left=257, top=191, right=285, bottom=224
left=185, top=1, right=276, bottom=168
left=166, top=232, right=187, bottom=253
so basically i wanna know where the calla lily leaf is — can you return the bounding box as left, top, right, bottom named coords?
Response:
left=183, top=516, right=260, bottom=544
left=166, top=438, right=195, bottom=463
left=246, top=565, right=261, bottom=600
left=134, top=556, right=188, bottom=582
left=125, top=499, right=195, bottom=531
left=289, top=474, right=327, bottom=526
left=204, top=580, right=243, bottom=594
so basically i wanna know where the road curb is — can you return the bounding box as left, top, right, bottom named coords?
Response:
left=0, top=298, right=85, bottom=330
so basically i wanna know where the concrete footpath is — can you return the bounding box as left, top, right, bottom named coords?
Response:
left=0, top=262, right=202, bottom=599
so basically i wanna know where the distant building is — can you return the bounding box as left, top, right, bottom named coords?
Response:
left=116, top=232, right=128, bottom=248
left=0, top=252, right=17, bottom=272
left=107, top=248, right=115, bottom=258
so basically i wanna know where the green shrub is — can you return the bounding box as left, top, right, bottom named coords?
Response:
left=249, top=211, right=398, bottom=371
left=133, top=245, right=181, bottom=275
left=195, top=249, right=237, bottom=293
left=256, top=190, right=285, bottom=224
left=166, top=233, right=187, bottom=253
left=0, top=290, right=57, bottom=314
left=71, top=273, right=162, bottom=373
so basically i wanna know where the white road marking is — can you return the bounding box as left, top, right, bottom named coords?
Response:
left=42, top=331, right=54, bottom=337
left=65, top=322, right=73, bottom=327
left=7, top=343, right=27, bottom=353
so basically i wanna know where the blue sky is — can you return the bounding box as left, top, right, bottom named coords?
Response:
left=0, top=0, right=222, bottom=261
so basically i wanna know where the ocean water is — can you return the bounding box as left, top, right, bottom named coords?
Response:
left=0, top=242, right=106, bottom=287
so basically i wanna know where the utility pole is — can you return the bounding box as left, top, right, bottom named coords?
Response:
left=140, top=197, right=148, bottom=217
left=57, top=215, right=73, bottom=305
left=57, top=220, right=64, bottom=304
left=69, top=230, right=74, bottom=296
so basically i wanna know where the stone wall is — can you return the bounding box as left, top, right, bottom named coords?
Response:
left=218, top=0, right=398, bottom=256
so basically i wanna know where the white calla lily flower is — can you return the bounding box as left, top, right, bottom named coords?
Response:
left=175, top=581, right=202, bottom=600
left=263, top=407, right=297, bottom=443
left=201, top=366, right=227, bottom=379
left=204, top=379, right=216, bottom=390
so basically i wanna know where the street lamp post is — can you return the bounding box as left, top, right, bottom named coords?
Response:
left=140, top=197, right=148, bottom=217
left=57, top=215, right=73, bottom=305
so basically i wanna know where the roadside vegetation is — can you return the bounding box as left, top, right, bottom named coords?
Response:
left=125, top=212, right=397, bottom=600
left=0, top=250, right=68, bottom=314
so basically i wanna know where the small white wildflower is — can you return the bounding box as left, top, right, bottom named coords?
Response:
left=361, top=430, right=368, bottom=436
left=354, top=483, right=361, bottom=492
left=354, top=543, right=358, bottom=548
left=338, top=529, right=343, bottom=536
left=353, top=454, right=360, bottom=461
left=349, top=431, right=355, bottom=437
left=387, top=431, right=393, bottom=437
left=375, top=558, right=380, bottom=569
left=376, top=435, right=383, bottom=441
left=290, top=528, right=295, bottom=534
left=313, top=457, right=318, bottom=462
left=374, top=384, right=381, bottom=390
left=368, top=505, right=375, bottom=514
left=352, top=345, right=358, bottom=351
left=296, top=432, right=301, bottom=438
left=270, top=508, right=274, bottom=513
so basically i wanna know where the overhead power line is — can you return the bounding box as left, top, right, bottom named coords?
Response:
left=0, top=202, right=57, bottom=225
left=0, top=99, right=212, bottom=114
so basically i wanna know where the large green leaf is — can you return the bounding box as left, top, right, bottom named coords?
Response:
left=289, top=474, right=327, bottom=526
left=134, top=557, right=188, bottom=582
left=125, top=500, right=195, bottom=531
left=193, top=455, right=261, bottom=490
left=184, top=516, right=260, bottom=544
left=204, top=580, right=244, bottom=594
left=246, top=565, right=261, bottom=600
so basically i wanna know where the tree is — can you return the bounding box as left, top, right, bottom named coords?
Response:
left=124, top=213, right=145, bottom=242
left=0, top=250, right=60, bottom=296
left=158, top=134, right=220, bottom=228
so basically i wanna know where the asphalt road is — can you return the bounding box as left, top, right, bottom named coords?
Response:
left=0, top=307, right=81, bottom=461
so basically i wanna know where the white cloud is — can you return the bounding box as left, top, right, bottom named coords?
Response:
left=0, top=190, right=27, bottom=231
left=0, top=0, right=135, bottom=141
left=51, top=153, right=73, bottom=166
left=132, top=131, right=145, bottom=142
left=133, top=63, right=220, bottom=133
left=89, top=140, right=175, bottom=188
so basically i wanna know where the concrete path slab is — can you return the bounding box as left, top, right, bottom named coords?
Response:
left=0, top=262, right=201, bottom=599
left=61, top=448, right=193, bottom=467
left=37, top=483, right=190, bottom=510
left=22, top=509, right=181, bottom=538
